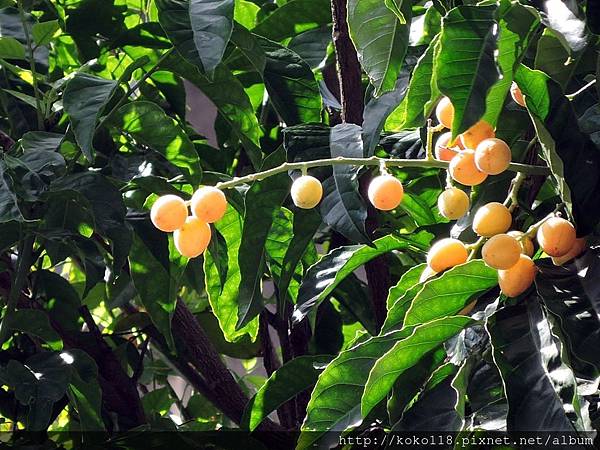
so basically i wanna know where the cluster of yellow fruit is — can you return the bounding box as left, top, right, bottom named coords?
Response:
left=150, top=187, right=227, bottom=257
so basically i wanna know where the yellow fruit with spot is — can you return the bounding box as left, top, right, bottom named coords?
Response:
left=436, top=97, right=454, bottom=129
left=511, top=82, right=525, bottom=107
left=291, top=175, right=323, bottom=209
left=507, top=231, right=534, bottom=257
left=191, top=186, right=227, bottom=223
left=174, top=216, right=212, bottom=258
left=472, top=202, right=512, bottom=237
left=435, top=132, right=462, bottom=161
left=150, top=195, right=188, bottom=232
left=448, top=150, right=488, bottom=186
left=551, top=237, right=587, bottom=265
left=536, top=217, right=576, bottom=257
left=482, top=233, right=521, bottom=270
left=437, top=187, right=470, bottom=220
left=368, top=175, right=404, bottom=211
left=498, top=255, right=537, bottom=297
left=459, top=120, right=495, bottom=149
left=474, top=138, right=512, bottom=175
left=427, top=238, right=468, bottom=273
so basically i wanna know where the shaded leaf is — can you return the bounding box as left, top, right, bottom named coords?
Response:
left=5, top=310, right=62, bottom=351
left=0, top=159, right=23, bottom=222
left=0, top=36, right=25, bottom=59
left=20, top=132, right=64, bottom=153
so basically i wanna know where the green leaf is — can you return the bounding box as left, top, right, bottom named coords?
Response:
left=0, top=36, right=25, bottom=59
left=322, top=123, right=369, bottom=243
left=347, top=0, right=411, bottom=95
left=62, top=73, right=119, bottom=161
left=299, top=329, right=412, bottom=448
left=435, top=5, right=500, bottom=137
left=237, top=149, right=290, bottom=328
left=288, top=25, right=331, bottom=69
left=204, top=205, right=259, bottom=342
left=386, top=263, right=426, bottom=309
left=403, top=260, right=497, bottom=326
left=361, top=316, right=471, bottom=418
left=383, top=263, right=427, bottom=332
left=5, top=310, right=62, bottom=351
left=111, top=101, right=202, bottom=184
left=242, top=355, right=331, bottom=431
left=20, top=132, right=64, bottom=153
left=534, top=29, right=574, bottom=89
left=66, top=349, right=105, bottom=430
left=156, top=0, right=234, bottom=73
left=514, top=65, right=600, bottom=234
left=252, top=0, right=331, bottom=42
left=31, top=20, right=60, bottom=46
left=0, top=159, right=23, bottom=223
left=482, top=1, right=539, bottom=126
left=487, top=300, right=585, bottom=431
left=293, top=231, right=432, bottom=323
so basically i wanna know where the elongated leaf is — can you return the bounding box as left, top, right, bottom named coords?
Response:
left=403, top=260, right=497, bottom=326
left=111, top=101, right=202, bottom=184
left=321, top=123, right=369, bottom=243
left=288, top=25, right=331, bottom=69
left=482, top=1, right=539, bottom=126
left=514, top=65, right=600, bottom=234
left=66, top=349, right=105, bottom=430
left=0, top=159, right=23, bottom=222
left=242, top=355, right=330, bottom=431
left=467, top=360, right=507, bottom=430
left=361, top=316, right=472, bottom=417
left=31, top=20, right=60, bottom=46
left=487, top=299, right=585, bottom=431
left=252, top=0, right=331, bottom=42
left=534, top=29, right=574, bottom=90
left=0, top=36, right=25, bottom=59
left=536, top=247, right=600, bottom=379
left=20, top=132, right=64, bottom=153
left=156, top=0, right=233, bottom=72
left=347, top=0, right=411, bottom=95
left=299, top=329, right=412, bottom=449
left=383, top=264, right=427, bottom=332
left=237, top=150, right=290, bottom=328
left=435, top=5, right=500, bottom=137
left=62, top=73, right=118, bottom=161
left=293, top=231, right=432, bottom=323
left=5, top=310, right=62, bottom=351
left=386, top=263, right=426, bottom=309
left=204, top=205, right=259, bottom=342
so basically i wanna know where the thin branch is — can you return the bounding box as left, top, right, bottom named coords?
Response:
left=566, top=79, right=596, bottom=100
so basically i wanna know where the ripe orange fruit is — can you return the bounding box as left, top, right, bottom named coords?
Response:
left=472, top=202, right=512, bottom=237
left=437, top=187, right=470, bottom=220
left=427, top=238, right=468, bottom=273
left=449, top=150, right=488, bottom=186
left=536, top=217, right=577, bottom=257
left=435, top=97, right=454, bottom=129
left=474, top=138, right=512, bottom=175
left=459, top=120, right=495, bottom=149
left=435, top=132, right=461, bottom=161
left=150, top=195, right=188, bottom=232
left=551, top=237, right=587, bottom=265
left=368, top=175, right=404, bottom=211
left=290, top=175, right=323, bottom=209
left=498, top=254, right=537, bottom=297
left=191, top=187, right=227, bottom=223
left=507, top=231, right=534, bottom=257
left=173, top=216, right=212, bottom=258
left=482, top=233, right=521, bottom=270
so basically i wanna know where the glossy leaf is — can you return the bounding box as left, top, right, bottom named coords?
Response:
left=383, top=263, right=427, bottom=332
left=347, top=0, right=411, bottom=95
left=361, top=315, right=472, bottom=417
left=20, top=132, right=64, bottom=153
left=5, top=310, right=62, bottom=350
left=62, top=73, right=118, bottom=161
left=31, top=20, right=60, bottom=46
left=0, top=36, right=25, bottom=59
left=534, top=29, right=574, bottom=89
left=155, top=0, right=234, bottom=73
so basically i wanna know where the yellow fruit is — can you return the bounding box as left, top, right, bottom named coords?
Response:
left=368, top=175, right=404, bottom=211
left=435, top=132, right=463, bottom=161
left=290, top=175, right=323, bottom=209
left=419, top=266, right=438, bottom=283
left=436, top=97, right=454, bottom=129
left=459, top=120, right=495, bottom=149
left=511, top=82, right=525, bottom=107
left=507, top=231, right=534, bottom=257
left=482, top=233, right=521, bottom=270
left=474, top=138, right=512, bottom=175
left=551, top=237, right=587, bottom=265
left=150, top=195, right=188, bottom=232
left=437, top=187, right=470, bottom=220
left=448, top=150, right=488, bottom=186
left=498, top=255, right=537, bottom=297
left=174, top=216, right=212, bottom=258
left=191, top=186, right=227, bottom=223
left=427, top=238, right=468, bottom=273
left=536, top=217, right=577, bottom=257
left=472, top=202, right=512, bottom=237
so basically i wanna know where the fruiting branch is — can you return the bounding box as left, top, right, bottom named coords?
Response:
left=214, top=157, right=550, bottom=190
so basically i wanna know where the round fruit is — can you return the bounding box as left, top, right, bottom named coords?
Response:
left=551, top=237, right=587, bottom=266
left=174, top=216, right=212, bottom=258
left=498, top=255, right=537, bottom=297
left=507, top=231, right=534, bottom=257
left=191, top=186, right=227, bottom=223
left=536, top=217, right=576, bottom=257
left=435, top=97, right=454, bottom=129
left=150, top=195, right=188, bottom=232
left=427, top=238, right=468, bottom=273
left=419, top=266, right=438, bottom=283
left=472, top=202, right=512, bottom=237
left=435, top=132, right=462, bottom=161
left=368, top=175, right=404, bottom=211
left=459, top=120, right=495, bottom=149
left=291, top=175, right=323, bottom=209
left=482, top=233, right=521, bottom=270
left=437, top=187, right=470, bottom=220
left=474, top=138, right=512, bottom=175
left=510, top=82, right=525, bottom=107
left=448, top=150, right=488, bottom=186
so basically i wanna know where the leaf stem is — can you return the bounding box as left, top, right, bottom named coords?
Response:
left=566, top=79, right=596, bottom=100
left=214, top=157, right=550, bottom=190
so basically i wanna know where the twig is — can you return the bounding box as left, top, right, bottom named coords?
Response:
left=566, top=79, right=596, bottom=100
